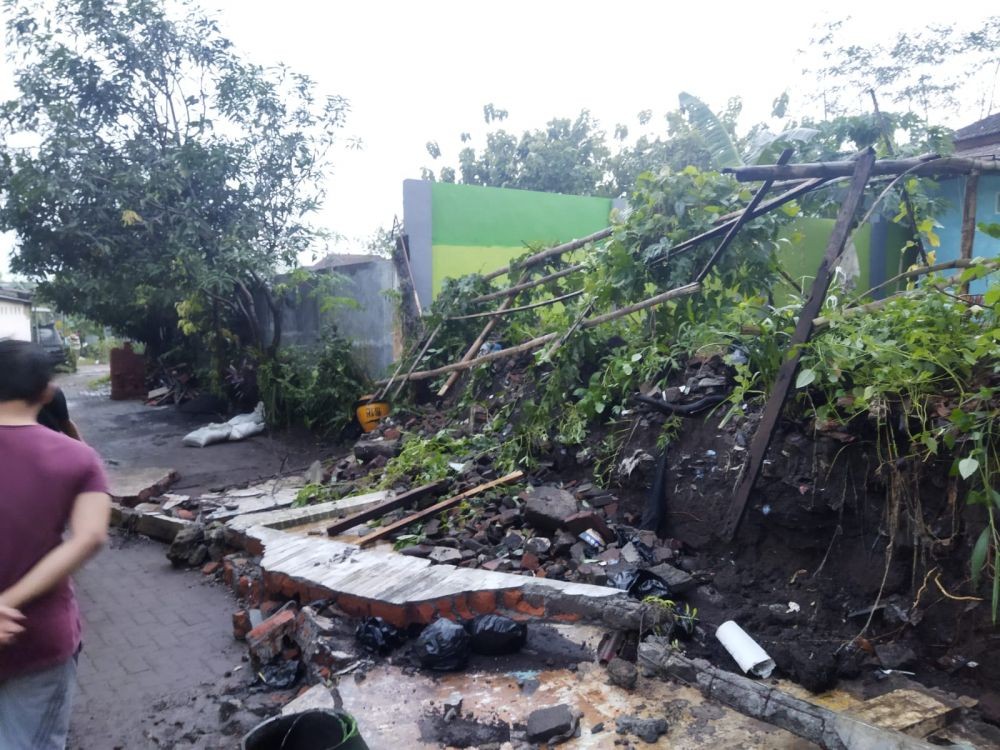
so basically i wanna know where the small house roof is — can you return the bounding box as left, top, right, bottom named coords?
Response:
left=308, top=253, right=380, bottom=271
left=954, top=112, right=1000, bottom=150
left=0, top=287, right=32, bottom=305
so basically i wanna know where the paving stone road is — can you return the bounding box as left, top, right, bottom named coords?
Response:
left=68, top=532, right=246, bottom=748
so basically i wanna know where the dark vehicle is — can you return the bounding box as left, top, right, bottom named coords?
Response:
left=34, top=324, right=68, bottom=366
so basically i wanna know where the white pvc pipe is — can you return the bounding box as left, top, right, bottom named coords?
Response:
left=715, top=621, right=775, bottom=678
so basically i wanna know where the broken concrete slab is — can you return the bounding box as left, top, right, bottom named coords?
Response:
left=225, top=489, right=394, bottom=539
left=107, top=467, right=178, bottom=507
left=280, top=684, right=338, bottom=716
left=203, top=477, right=306, bottom=522
left=242, top=527, right=669, bottom=631
left=111, top=504, right=193, bottom=543
left=848, top=689, right=960, bottom=738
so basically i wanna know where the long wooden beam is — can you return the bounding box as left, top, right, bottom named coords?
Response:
left=325, top=480, right=447, bottom=537
left=725, top=155, right=1000, bottom=182
left=720, top=149, right=877, bottom=541
left=357, top=471, right=524, bottom=547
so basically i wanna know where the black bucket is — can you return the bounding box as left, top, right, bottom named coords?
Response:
left=241, top=710, right=369, bottom=750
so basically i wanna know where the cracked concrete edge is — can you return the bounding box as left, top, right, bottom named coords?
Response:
left=110, top=504, right=193, bottom=543
left=234, top=525, right=664, bottom=630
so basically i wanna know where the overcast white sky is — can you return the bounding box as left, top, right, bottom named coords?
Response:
left=0, top=0, right=995, bottom=277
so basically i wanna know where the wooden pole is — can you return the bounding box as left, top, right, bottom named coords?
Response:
left=357, top=471, right=524, bottom=546
left=481, top=228, right=612, bottom=282
left=325, top=481, right=446, bottom=536
left=694, top=149, right=792, bottom=283
left=373, top=282, right=702, bottom=386
left=471, top=264, right=584, bottom=305
left=436, top=292, right=516, bottom=398
left=391, top=323, right=442, bottom=400
left=725, top=154, right=1000, bottom=182
left=720, top=149, right=876, bottom=542
left=448, top=289, right=584, bottom=321
left=959, top=171, right=980, bottom=296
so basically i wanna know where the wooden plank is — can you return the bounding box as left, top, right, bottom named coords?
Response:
left=357, top=471, right=524, bottom=547
left=720, top=149, right=876, bottom=541
left=959, top=171, right=980, bottom=296
left=325, top=480, right=446, bottom=536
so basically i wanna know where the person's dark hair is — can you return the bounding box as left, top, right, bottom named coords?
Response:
left=0, top=339, right=53, bottom=403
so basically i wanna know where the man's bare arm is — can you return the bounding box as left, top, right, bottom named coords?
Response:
left=0, top=492, right=110, bottom=610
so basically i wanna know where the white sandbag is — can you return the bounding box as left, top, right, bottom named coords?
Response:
left=229, top=420, right=265, bottom=441
left=183, top=423, right=233, bottom=448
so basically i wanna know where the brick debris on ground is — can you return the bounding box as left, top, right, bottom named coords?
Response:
left=69, top=530, right=247, bottom=749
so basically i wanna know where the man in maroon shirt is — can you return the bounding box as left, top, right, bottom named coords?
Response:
left=0, top=340, right=110, bottom=749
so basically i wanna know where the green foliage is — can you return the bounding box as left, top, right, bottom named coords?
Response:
left=0, top=0, right=348, bottom=358
left=256, top=334, right=369, bottom=436
left=378, top=429, right=494, bottom=489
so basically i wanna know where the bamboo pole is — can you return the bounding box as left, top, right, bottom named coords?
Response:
left=959, top=172, right=980, bottom=296
left=448, top=288, right=584, bottom=320
left=481, top=228, right=612, bottom=282
left=471, top=264, right=584, bottom=305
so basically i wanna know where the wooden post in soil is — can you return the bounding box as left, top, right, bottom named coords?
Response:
left=720, top=149, right=876, bottom=542
left=959, top=171, right=980, bottom=297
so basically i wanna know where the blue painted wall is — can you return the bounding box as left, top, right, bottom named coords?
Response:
left=935, top=174, right=1000, bottom=293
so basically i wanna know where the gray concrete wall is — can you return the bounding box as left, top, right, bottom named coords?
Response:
left=257, top=258, right=399, bottom=378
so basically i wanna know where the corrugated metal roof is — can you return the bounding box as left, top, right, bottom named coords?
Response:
left=955, top=113, right=1000, bottom=144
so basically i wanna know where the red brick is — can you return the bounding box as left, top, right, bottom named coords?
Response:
left=549, top=612, right=582, bottom=623
left=175, top=508, right=196, bottom=521
left=335, top=594, right=370, bottom=618
left=501, top=590, right=522, bottom=611
left=244, top=538, right=265, bottom=556
left=514, top=599, right=545, bottom=618
left=202, top=562, right=221, bottom=576
left=468, top=590, right=496, bottom=615
left=282, top=646, right=301, bottom=661
left=237, top=576, right=252, bottom=599
left=260, top=600, right=284, bottom=617
left=434, top=597, right=455, bottom=621
left=409, top=601, right=437, bottom=625
left=369, top=600, right=407, bottom=628
left=520, top=552, right=540, bottom=571
left=250, top=578, right=264, bottom=606
left=246, top=609, right=296, bottom=663
left=452, top=595, right=474, bottom=621
left=232, top=609, right=252, bottom=640
left=222, top=560, right=236, bottom=587
left=279, top=576, right=300, bottom=599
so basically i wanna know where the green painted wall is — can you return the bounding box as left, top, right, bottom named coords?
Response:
left=430, top=182, right=613, bottom=296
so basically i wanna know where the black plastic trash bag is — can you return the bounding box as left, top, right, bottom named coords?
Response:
left=465, top=614, right=527, bottom=655
left=415, top=618, right=471, bottom=671
left=258, top=660, right=303, bottom=689
left=355, top=616, right=405, bottom=655
left=609, top=569, right=673, bottom=601
left=242, top=709, right=369, bottom=750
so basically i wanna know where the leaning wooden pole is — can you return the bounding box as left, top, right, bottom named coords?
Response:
left=720, top=149, right=877, bottom=542
left=481, top=228, right=612, bottom=282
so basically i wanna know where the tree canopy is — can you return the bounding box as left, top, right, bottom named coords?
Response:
left=0, top=0, right=347, bottom=357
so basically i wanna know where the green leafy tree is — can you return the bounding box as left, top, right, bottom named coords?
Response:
left=806, top=16, right=1000, bottom=120
left=0, top=0, right=348, bottom=360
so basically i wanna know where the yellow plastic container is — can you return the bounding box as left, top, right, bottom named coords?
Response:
left=355, top=397, right=390, bottom=433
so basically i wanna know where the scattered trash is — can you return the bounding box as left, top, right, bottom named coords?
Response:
left=257, top=660, right=303, bottom=689
left=577, top=529, right=605, bottom=549
left=609, top=569, right=673, bottom=601
left=183, top=402, right=266, bottom=447
left=465, top=614, right=527, bottom=655
left=355, top=617, right=405, bottom=655
left=786, top=602, right=801, bottom=614
left=242, top=709, right=368, bottom=750
left=715, top=621, right=775, bottom=678
left=415, top=619, right=471, bottom=671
